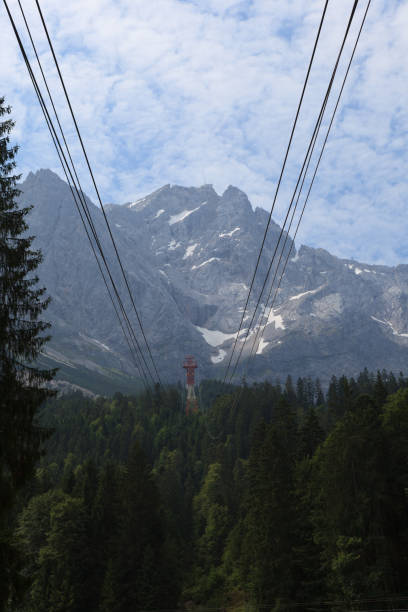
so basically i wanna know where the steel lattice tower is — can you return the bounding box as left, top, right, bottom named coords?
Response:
left=183, top=355, right=198, bottom=415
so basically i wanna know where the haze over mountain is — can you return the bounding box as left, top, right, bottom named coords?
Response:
left=20, top=169, right=408, bottom=393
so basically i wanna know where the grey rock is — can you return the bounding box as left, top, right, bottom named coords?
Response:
left=18, top=169, right=408, bottom=388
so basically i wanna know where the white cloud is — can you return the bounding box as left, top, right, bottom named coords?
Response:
left=1, top=0, right=407, bottom=265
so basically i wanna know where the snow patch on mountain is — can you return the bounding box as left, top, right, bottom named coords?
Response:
left=391, top=325, right=408, bottom=338
left=289, top=285, right=325, bottom=301
left=211, top=349, right=227, bottom=363
left=347, top=263, right=380, bottom=276
left=347, top=263, right=363, bottom=275
left=168, top=239, right=181, bottom=250
left=183, top=243, right=198, bottom=259
left=256, top=338, right=269, bottom=355
left=371, top=316, right=408, bottom=338
left=192, top=257, right=220, bottom=270
left=195, top=326, right=236, bottom=347
left=128, top=196, right=149, bottom=210
left=154, top=209, right=165, bottom=219
left=371, top=315, right=387, bottom=326
left=169, top=202, right=206, bottom=225
left=267, top=310, right=285, bottom=329
left=219, top=227, right=240, bottom=238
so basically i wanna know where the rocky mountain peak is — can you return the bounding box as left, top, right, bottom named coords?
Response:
left=16, top=169, right=408, bottom=390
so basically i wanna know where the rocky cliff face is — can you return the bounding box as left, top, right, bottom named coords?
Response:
left=19, top=169, right=408, bottom=389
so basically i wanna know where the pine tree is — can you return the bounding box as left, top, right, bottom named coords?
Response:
left=373, top=370, right=387, bottom=407
left=298, top=407, right=324, bottom=459
left=241, top=400, right=299, bottom=608
left=114, top=442, right=170, bottom=611
left=311, top=395, right=397, bottom=605
left=315, top=378, right=325, bottom=407
left=0, top=98, right=55, bottom=608
left=0, top=98, right=55, bottom=494
left=284, top=375, right=297, bottom=407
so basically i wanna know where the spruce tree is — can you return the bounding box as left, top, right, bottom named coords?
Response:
left=0, top=97, right=55, bottom=607
left=241, top=400, right=300, bottom=608
left=312, top=395, right=396, bottom=605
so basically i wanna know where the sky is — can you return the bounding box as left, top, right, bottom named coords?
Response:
left=0, top=0, right=407, bottom=266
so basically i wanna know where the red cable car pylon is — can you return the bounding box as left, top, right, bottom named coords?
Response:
left=183, top=356, right=198, bottom=415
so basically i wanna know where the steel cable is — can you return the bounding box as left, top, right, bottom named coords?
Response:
left=223, top=0, right=330, bottom=384
left=35, top=0, right=162, bottom=386
left=227, top=0, right=360, bottom=383
left=228, top=0, right=371, bottom=413
left=3, top=0, right=153, bottom=388
left=249, top=0, right=372, bottom=368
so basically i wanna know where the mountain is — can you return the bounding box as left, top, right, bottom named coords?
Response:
left=18, top=169, right=408, bottom=392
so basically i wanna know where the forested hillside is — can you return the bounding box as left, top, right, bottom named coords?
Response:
left=9, top=370, right=408, bottom=611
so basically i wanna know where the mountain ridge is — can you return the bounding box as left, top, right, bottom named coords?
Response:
left=18, top=169, right=408, bottom=392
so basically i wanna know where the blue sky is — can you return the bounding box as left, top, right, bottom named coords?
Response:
left=1, top=0, right=407, bottom=265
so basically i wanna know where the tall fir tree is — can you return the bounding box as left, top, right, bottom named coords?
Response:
left=241, top=400, right=300, bottom=609
left=0, top=98, right=55, bottom=608
left=311, top=395, right=399, bottom=606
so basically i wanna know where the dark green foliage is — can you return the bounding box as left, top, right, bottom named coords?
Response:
left=240, top=401, right=300, bottom=606
left=0, top=98, right=54, bottom=610
left=310, top=393, right=408, bottom=608
left=298, top=406, right=325, bottom=458
left=8, top=369, right=408, bottom=610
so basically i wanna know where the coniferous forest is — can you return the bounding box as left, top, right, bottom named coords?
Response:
left=5, top=370, right=408, bottom=611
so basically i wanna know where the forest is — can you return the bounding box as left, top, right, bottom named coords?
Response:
left=3, top=368, right=408, bottom=611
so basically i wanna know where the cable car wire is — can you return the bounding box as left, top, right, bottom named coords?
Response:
left=11, top=1, right=150, bottom=388
left=223, top=0, right=330, bottom=384
left=250, top=0, right=372, bottom=366
left=229, top=90, right=328, bottom=383
left=227, top=0, right=359, bottom=382
left=3, top=0, right=153, bottom=388
left=227, top=0, right=360, bottom=384
left=228, top=0, right=371, bottom=411
left=34, top=0, right=162, bottom=386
